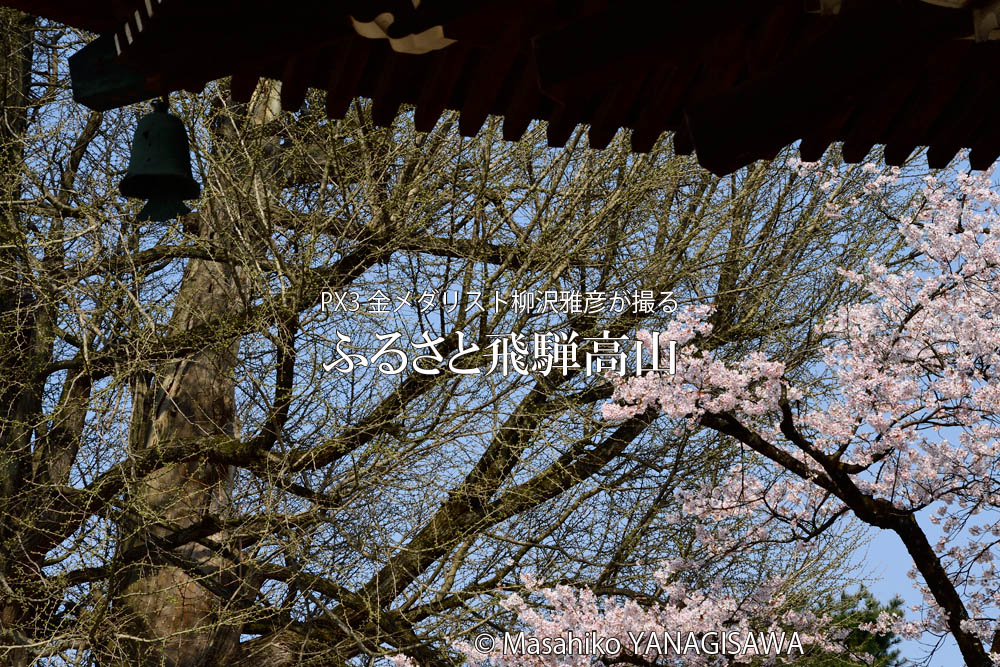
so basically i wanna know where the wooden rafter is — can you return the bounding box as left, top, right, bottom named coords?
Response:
left=8, top=0, right=1000, bottom=174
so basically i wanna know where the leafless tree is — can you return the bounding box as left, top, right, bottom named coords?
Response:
left=0, top=11, right=925, bottom=666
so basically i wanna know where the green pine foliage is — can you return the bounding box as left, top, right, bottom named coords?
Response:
left=800, top=587, right=905, bottom=666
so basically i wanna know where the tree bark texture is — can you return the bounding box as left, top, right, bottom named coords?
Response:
left=0, top=10, right=38, bottom=667
left=112, top=214, right=243, bottom=665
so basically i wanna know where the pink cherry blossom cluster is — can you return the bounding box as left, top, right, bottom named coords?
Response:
left=601, top=304, right=790, bottom=428
left=597, top=165, right=1000, bottom=657
left=452, top=571, right=841, bottom=666
left=393, top=164, right=1000, bottom=665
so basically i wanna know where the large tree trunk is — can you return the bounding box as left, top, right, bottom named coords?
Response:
left=0, top=10, right=39, bottom=667
left=113, top=213, right=244, bottom=665
left=112, top=82, right=282, bottom=667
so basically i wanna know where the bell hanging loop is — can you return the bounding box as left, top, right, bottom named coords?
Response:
left=119, top=98, right=200, bottom=222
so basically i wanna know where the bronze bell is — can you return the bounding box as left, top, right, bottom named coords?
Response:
left=119, top=100, right=200, bottom=222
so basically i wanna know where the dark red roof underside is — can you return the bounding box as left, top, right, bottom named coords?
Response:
left=14, top=0, right=1000, bottom=174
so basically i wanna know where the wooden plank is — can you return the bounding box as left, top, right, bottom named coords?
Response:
left=681, top=25, right=748, bottom=110
left=881, top=40, right=972, bottom=166
left=926, top=60, right=996, bottom=168
left=230, top=71, right=259, bottom=104
left=545, top=101, right=576, bottom=148
left=686, top=5, right=949, bottom=175
left=369, top=50, right=405, bottom=127
left=967, top=83, right=1000, bottom=170
left=457, top=20, right=523, bottom=137
left=279, top=52, right=312, bottom=114
left=69, top=30, right=153, bottom=110
left=840, top=68, right=922, bottom=163
left=747, top=0, right=803, bottom=74
left=630, top=64, right=696, bottom=154
left=412, top=42, right=470, bottom=132
left=673, top=125, right=694, bottom=156
left=57, top=0, right=1000, bottom=175
left=799, top=104, right=854, bottom=162
left=532, top=0, right=774, bottom=104
left=969, top=128, right=1000, bottom=171
left=588, top=72, right=646, bottom=149
left=500, top=52, right=544, bottom=142
left=325, top=38, right=372, bottom=120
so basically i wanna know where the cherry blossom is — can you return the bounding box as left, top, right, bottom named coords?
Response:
left=455, top=571, right=836, bottom=666
left=391, top=162, right=1000, bottom=666
left=595, top=165, right=1000, bottom=666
